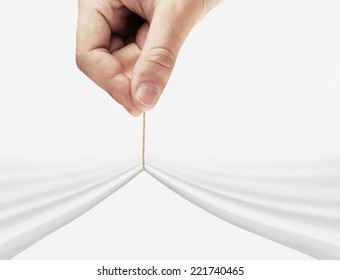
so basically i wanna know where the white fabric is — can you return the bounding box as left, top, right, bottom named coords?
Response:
left=147, top=158, right=340, bottom=259
left=0, top=159, right=141, bottom=259
left=1, top=157, right=339, bottom=259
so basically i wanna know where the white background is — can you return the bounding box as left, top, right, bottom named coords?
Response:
left=1, top=0, right=339, bottom=259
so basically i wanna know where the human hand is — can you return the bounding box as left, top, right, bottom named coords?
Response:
left=76, top=0, right=221, bottom=116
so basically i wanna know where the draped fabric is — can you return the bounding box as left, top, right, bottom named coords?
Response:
left=147, top=158, right=340, bottom=259
left=0, top=160, right=141, bottom=259
left=1, top=157, right=339, bottom=259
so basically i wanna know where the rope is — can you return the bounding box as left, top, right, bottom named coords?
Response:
left=142, top=112, right=146, bottom=171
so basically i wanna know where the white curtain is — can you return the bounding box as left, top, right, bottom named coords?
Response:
left=147, top=157, right=340, bottom=259
left=0, top=159, right=141, bottom=259
left=1, top=156, right=340, bottom=259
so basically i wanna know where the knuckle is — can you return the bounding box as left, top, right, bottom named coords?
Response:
left=143, top=47, right=176, bottom=70
left=75, top=51, right=86, bottom=72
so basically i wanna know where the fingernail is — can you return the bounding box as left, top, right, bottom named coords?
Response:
left=135, top=83, right=161, bottom=109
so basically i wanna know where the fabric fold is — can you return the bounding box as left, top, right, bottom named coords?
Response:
left=0, top=159, right=141, bottom=259
left=146, top=158, right=340, bottom=259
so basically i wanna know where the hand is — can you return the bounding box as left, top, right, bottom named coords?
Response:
left=76, top=0, right=221, bottom=116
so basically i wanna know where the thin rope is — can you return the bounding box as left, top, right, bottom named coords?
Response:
left=142, top=112, right=146, bottom=171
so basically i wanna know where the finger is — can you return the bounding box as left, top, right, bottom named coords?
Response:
left=108, top=73, right=142, bottom=116
left=109, top=35, right=125, bottom=53
left=113, top=43, right=141, bottom=78
left=76, top=2, right=141, bottom=116
left=131, top=1, right=201, bottom=111
left=76, top=1, right=112, bottom=53
left=135, top=22, right=150, bottom=50
left=78, top=49, right=141, bottom=116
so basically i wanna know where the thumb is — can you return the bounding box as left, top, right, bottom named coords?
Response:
left=131, top=1, right=200, bottom=111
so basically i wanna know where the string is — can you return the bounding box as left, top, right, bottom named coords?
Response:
left=142, top=112, right=146, bottom=171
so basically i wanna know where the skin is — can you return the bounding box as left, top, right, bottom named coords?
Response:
left=76, top=0, right=222, bottom=116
